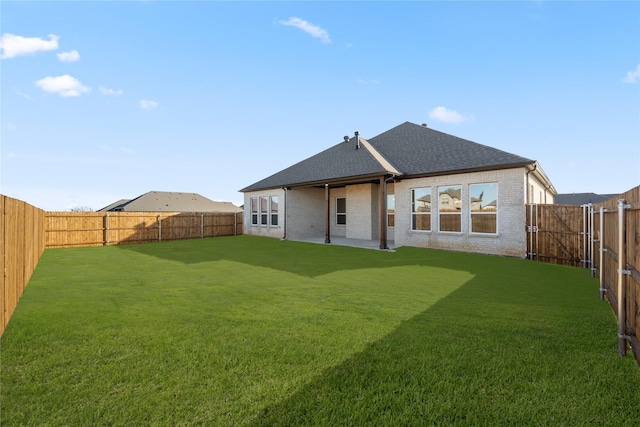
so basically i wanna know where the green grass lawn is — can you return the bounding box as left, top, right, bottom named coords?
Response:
left=1, top=235, right=639, bottom=426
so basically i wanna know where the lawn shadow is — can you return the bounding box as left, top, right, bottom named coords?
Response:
left=246, top=265, right=629, bottom=426
left=116, top=235, right=485, bottom=278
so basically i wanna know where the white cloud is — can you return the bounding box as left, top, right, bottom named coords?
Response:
left=57, top=49, right=80, bottom=62
left=622, top=64, right=640, bottom=84
left=279, top=17, right=331, bottom=44
left=0, top=33, right=59, bottom=59
left=428, top=106, right=473, bottom=124
left=35, top=74, right=91, bottom=97
left=100, top=86, right=124, bottom=96
left=139, top=99, right=158, bottom=110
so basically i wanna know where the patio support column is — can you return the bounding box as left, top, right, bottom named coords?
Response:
left=325, top=184, right=331, bottom=244
left=379, top=176, right=388, bottom=250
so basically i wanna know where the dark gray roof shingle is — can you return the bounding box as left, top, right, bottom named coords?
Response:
left=369, top=122, right=533, bottom=177
left=240, top=137, right=392, bottom=192
left=241, top=121, right=536, bottom=192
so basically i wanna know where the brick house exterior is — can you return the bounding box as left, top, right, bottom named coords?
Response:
left=240, top=122, right=556, bottom=257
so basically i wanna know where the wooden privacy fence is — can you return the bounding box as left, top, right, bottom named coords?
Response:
left=527, top=185, right=640, bottom=363
left=526, top=203, right=584, bottom=267
left=46, top=211, right=243, bottom=248
left=1, top=195, right=244, bottom=337
left=591, top=187, right=640, bottom=361
left=1, top=196, right=46, bottom=336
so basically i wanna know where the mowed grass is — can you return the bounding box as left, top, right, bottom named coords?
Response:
left=1, top=236, right=639, bottom=426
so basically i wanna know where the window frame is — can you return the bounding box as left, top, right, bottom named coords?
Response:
left=260, top=196, right=268, bottom=225
left=438, top=185, right=462, bottom=233
left=469, top=183, right=498, bottom=235
left=336, top=197, right=346, bottom=225
left=269, top=196, right=279, bottom=226
left=250, top=197, right=258, bottom=226
left=411, top=187, right=431, bottom=232
left=387, top=194, right=395, bottom=228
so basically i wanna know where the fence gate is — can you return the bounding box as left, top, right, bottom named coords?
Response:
left=527, top=204, right=585, bottom=267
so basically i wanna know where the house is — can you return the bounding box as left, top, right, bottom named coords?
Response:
left=240, top=122, right=556, bottom=257
left=554, top=193, right=618, bottom=205
left=98, top=191, right=242, bottom=213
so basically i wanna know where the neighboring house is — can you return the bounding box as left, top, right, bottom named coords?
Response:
left=98, top=191, right=242, bottom=213
left=240, top=121, right=556, bottom=257
left=554, top=193, right=618, bottom=205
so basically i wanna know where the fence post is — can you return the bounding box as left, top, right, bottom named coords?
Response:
left=201, top=213, right=204, bottom=238
left=617, top=198, right=628, bottom=356
left=599, top=206, right=605, bottom=301
left=589, top=204, right=595, bottom=277
left=103, top=213, right=109, bottom=246
left=158, top=215, right=162, bottom=242
left=527, top=203, right=536, bottom=260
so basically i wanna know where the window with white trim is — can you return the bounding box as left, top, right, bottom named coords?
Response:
left=438, top=185, right=461, bottom=232
left=411, top=188, right=431, bottom=231
left=270, top=196, right=278, bottom=226
left=387, top=194, right=395, bottom=227
left=336, top=197, right=346, bottom=225
left=260, top=197, right=268, bottom=225
left=250, top=197, right=258, bottom=225
left=469, top=183, right=497, bottom=234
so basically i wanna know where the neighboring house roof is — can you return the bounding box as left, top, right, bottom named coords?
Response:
left=98, top=191, right=242, bottom=212
left=554, top=193, right=618, bottom=205
left=99, top=199, right=131, bottom=212
left=241, top=121, right=545, bottom=192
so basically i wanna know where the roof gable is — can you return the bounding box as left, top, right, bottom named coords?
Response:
left=240, top=137, right=395, bottom=192
left=368, top=122, right=533, bottom=177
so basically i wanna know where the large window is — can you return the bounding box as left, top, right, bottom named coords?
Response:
left=387, top=194, right=395, bottom=227
left=250, top=198, right=258, bottom=225
left=251, top=195, right=279, bottom=227
left=270, top=196, right=278, bottom=226
left=260, top=197, right=268, bottom=225
left=438, top=186, right=461, bottom=232
left=411, top=188, right=431, bottom=231
left=336, top=197, right=346, bottom=225
left=470, top=183, right=497, bottom=234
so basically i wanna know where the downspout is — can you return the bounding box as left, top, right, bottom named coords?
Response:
left=525, top=163, right=537, bottom=204
left=325, top=184, right=331, bottom=244
left=379, top=176, right=388, bottom=250
left=281, top=187, right=287, bottom=240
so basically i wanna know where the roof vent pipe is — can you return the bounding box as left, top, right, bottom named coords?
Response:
left=344, top=136, right=349, bottom=143
left=355, top=131, right=360, bottom=149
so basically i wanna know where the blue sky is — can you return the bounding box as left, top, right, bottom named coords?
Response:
left=1, top=1, right=639, bottom=211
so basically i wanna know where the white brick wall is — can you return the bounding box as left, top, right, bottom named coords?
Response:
left=346, top=183, right=378, bottom=240
left=393, top=167, right=527, bottom=257
left=243, top=188, right=285, bottom=239
left=244, top=167, right=532, bottom=257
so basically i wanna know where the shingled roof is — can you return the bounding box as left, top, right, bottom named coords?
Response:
left=98, top=191, right=242, bottom=213
left=241, top=121, right=536, bottom=192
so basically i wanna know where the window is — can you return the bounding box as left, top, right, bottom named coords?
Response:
left=250, top=198, right=258, bottom=225
left=270, top=196, right=278, bottom=226
left=411, top=188, right=431, bottom=231
left=260, top=197, right=268, bottom=225
left=470, top=183, right=497, bottom=234
left=438, top=186, right=461, bottom=232
left=336, top=197, right=346, bottom=225
left=387, top=194, right=395, bottom=227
